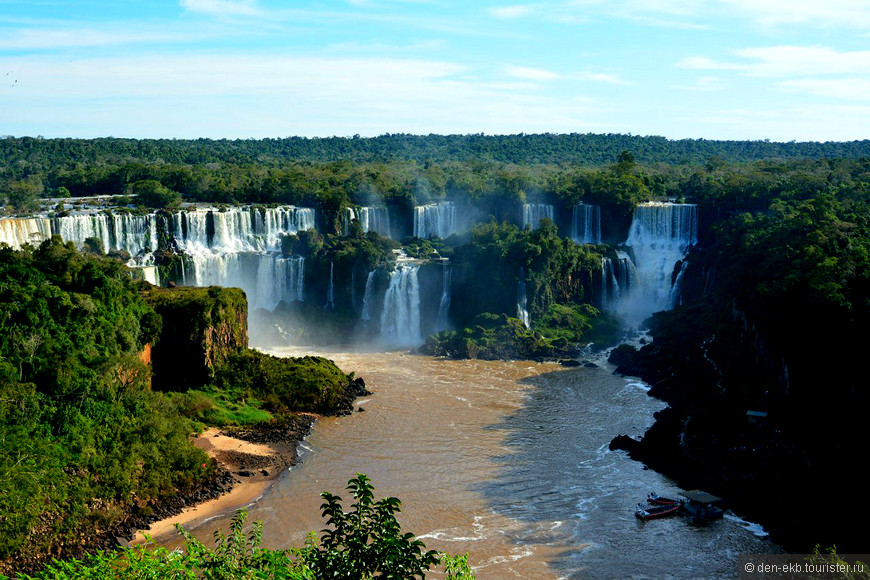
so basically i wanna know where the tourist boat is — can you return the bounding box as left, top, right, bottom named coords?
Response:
left=647, top=492, right=680, bottom=505
left=680, top=490, right=724, bottom=522
left=635, top=502, right=680, bottom=520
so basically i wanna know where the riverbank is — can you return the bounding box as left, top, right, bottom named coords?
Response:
left=134, top=415, right=317, bottom=542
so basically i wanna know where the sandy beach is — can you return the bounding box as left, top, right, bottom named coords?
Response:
left=132, top=427, right=296, bottom=543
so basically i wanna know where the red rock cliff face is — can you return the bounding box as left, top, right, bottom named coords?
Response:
left=138, top=343, right=152, bottom=365
left=142, top=286, right=248, bottom=390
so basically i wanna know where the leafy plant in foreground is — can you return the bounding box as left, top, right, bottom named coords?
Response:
left=307, top=473, right=440, bottom=579
left=12, top=475, right=475, bottom=579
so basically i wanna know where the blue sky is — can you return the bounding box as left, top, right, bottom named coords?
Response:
left=2, top=0, right=870, bottom=141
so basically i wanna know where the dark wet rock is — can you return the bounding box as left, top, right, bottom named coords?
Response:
left=559, top=359, right=581, bottom=367
left=609, top=434, right=641, bottom=453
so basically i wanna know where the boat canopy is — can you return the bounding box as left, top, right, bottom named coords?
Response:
left=681, top=490, right=721, bottom=504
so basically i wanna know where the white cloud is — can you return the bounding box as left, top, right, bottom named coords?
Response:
left=489, top=5, right=537, bottom=19
left=574, top=71, right=628, bottom=84
left=679, top=46, right=870, bottom=77
left=505, top=65, right=559, bottom=80
left=517, top=0, right=870, bottom=30
left=0, top=26, right=206, bottom=50
left=0, top=53, right=608, bottom=138
left=719, top=0, right=870, bottom=29
left=672, top=75, right=727, bottom=92
left=780, top=78, right=870, bottom=101
left=179, top=0, right=261, bottom=17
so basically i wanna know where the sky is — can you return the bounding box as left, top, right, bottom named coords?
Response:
left=1, top=0, right=870, bottom=141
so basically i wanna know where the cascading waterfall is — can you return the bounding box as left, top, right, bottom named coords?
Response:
left=325, top=261, right=335, bottom=310
left=360, top=271, right=375, bottom=321
left=413, top=202, right=456, bottom=239
left=619, top=203, right=698, bottom=319
left=522, top=203, right=554, bottom=229
left=173, top=206, right=314, bottom=308
left=8, top=213, right=161, bottom=284
left=572, top=204, right=602, bottom=244
left=255, top=256, right=305, bottom=310
left=600, top=252, right=637, bottom=310
left=344, top=206, right=392, bottom=238
left=173, top=206, right=314, bottom=254
left=3, top=206, right=318, bottom=299
left=380, top=264, right=422, bottom=346
left=0, top=217, right=52, bottom=249
left=434, top=262, right=452, bottom=332
left=52, top=213, right=158, bottom=256
left=668, top=260, right=690, bottom=308
left=517, top=268, right=531, bottom=329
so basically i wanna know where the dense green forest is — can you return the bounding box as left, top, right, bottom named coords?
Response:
left=3, top=134, right=870, bottom=218
left=0, top=239, right=363, bottom=573
left=3, top=134, right=870, bottom=171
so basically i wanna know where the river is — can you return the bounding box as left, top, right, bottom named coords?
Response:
left=160, top=347, right=778, bottom=578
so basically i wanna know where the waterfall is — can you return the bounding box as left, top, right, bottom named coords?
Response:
left=325, top=261, right=335, bottom=310
left=139, top=266, right=160, bottom=286
left=345, top=206, right=392, bottom=238
left=51, top=213, right=158, bottom=257
left=360, top=271, right=375, bottom=321
left=413, top=202, right=456, bottom=239
left=619, top=203, right=698, bottom=319
left=343, top=207, right=356, bottom=236
left=255, top=255, right=305, bottom=310
left=523, top=203, right=554, bottom=229
left=600, top=252, right=638, bottom=310
left=171, top=205, right=314, bottom=307
left=572, top=204, right=601, bottom=244
left=380, top=264, right=421, bottom=346
left=434, top=262, right=452, bottom=332
left=517, top=268, right=531, bottom=329
left=0, top=217, right=52, bottom=248
left=668, top=260, right=690, bottom=308
left=174, top=206, right=314, bottom=254
left=601, top=257, right=619, bottom=309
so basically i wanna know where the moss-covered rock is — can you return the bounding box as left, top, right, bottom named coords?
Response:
left=144, top=286, right=248, bottom=390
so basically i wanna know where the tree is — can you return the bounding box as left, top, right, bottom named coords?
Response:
left=131, top=180, right=181, bottom=209
left=2, top=176, right=43, bottom=213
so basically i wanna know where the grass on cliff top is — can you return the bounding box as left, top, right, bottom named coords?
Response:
left=170, top=351, right=352, bottom=425
left=168, top=388, right=272, bottom=427
left=142, top=284, right=248, bottom=315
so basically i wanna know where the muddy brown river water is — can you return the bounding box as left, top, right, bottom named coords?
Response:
left=158, top=347, right=778, bottom=578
